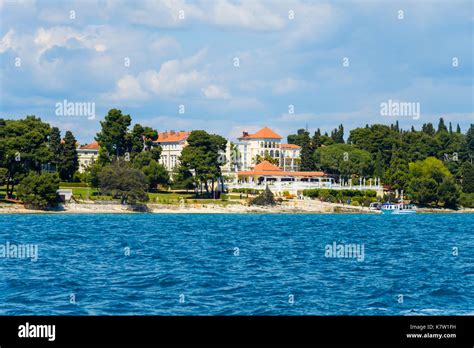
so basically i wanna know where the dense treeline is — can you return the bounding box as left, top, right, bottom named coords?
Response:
left=288, top=119, right=474, bottom=208
left=1, top=111, right=473, bottom=209
left=0, top=116, right=79, bottom=207
left=0, top=109, right=227, bottom=207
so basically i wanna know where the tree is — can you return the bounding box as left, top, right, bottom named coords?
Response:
left=422, top=123, right=436, bottom=136
left=99, top=161, right=148, bottom=204
left=84, top=161, right=103, bottom=188
left=49, top=127, right=62, bottom=169
left=407, top=157, right=460, bottom=207
left=384, top=145, right=409, bottom=191
left=95, top=109, right=131, bottom=158
left=437, top=117, right=448, bottom=133
left=58, top=131, right=79, bottom=181
left=17, top=172, right=59, bottom=209
left=128, top=123, right=158, bottom=155
left=348, top=124, right=399, bottom=167
left=172, top=164, right=195, bottom=191
left=375, top=150, right=383, bottom=179
left=180, top=130, right=227, bottom=197
left=314, top=144, right=372, bottom=177
left=251, top=185, right=276, bottom=206
left=466, top=124, right=474, bottom=161
left=437, top=177, right=460, bottom=209
left=132, top=151, right=169, bottom=191
left=0, top=116, right=53, bottom=198
left=407, top=177, right=438, bottom=206
left=461, top=162, right=474, bottom=193
left=299, top=130, right=315, bottom=171
left=330, top=124, right=344, bottom=143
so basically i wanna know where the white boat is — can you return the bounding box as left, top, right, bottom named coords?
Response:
left=381, top=202, right=417, bottom=214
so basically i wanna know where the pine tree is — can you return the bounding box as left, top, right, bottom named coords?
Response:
left=49, top=127, right=62, bottom=170
left=300, top=131, right=315, bottom=171
left=59, top=131, right=79, bottom=181
left=437, top=118, right=448, bottom=133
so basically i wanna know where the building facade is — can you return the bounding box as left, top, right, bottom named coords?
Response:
left=153, top=131, right=190, bottom=171
left=225, top=127, right=301, bottom=173
left=77, top=141, right=99, bottom=173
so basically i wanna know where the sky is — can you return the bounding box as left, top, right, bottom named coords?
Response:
left=0, top=0, right=473, bottom=143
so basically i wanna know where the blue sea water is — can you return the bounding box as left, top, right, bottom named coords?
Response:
left=0, top=213, right=472, bottom=315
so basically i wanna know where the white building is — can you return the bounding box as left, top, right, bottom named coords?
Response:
left=77, top=141, right=99, bottom=173
left=225, top=127, right=301, bottom=172
left=154, top=131, right=190, bottom=171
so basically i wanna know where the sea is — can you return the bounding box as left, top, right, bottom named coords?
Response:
left=0, top=213, right=472, bottom=315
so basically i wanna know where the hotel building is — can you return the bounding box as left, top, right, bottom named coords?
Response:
left=153, top=131, right=190, bottom=171
left=77, top=141, right=99, bottom=173
left=227, top=127, right=301, bottom=172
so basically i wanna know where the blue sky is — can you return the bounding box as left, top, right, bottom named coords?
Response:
left=0, top=0, right=472, bottom=143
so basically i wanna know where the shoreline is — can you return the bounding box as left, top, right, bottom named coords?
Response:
left=1, top=201, right=473, bottom=214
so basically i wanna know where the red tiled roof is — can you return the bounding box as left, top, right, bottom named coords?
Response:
left=280, top=143, right=301, bottom=149
left=253, top=161, right=281, bottom=172
left=155, top=131, right=190, bottom=143
left=239, top=127, right=282, bottom=139
left=79, top=141, right=99, bottom=150
left=238, top=160, right=325, bottom=177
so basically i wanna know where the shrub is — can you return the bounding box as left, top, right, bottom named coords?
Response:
left=460, top=193, right=474, bottom=208
left=17, top=172, right=60, bottom=209
left=250, top=185, right=276, bottom=206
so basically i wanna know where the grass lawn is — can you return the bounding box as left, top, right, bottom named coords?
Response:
left=3, top=183, right=243, bottom=206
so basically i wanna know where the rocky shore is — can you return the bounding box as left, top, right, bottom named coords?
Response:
left=1, top=201, right=472, bottom=214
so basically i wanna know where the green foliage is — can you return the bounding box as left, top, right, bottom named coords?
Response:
left=49, top=127, right=62, bottom=168
left=128, top=123, right=158, bottom=155
left=384, top=144, right=409, bottom=191
left=58, top=131, right=79, bottom=181
left=460, top=193, right=474, bottom=208
left=17, top=172, right=60, bottom=209
left=407, top=157, right=460, bottom=208
left=437, top=177, right=460, bottom=209
left=230, top=188, right=264, bottom=194
left=314, top=143, right=372, bottom=176
left=84, top=161, right=103, bottom=188
left=303, top=189, right=377, bottom=202
left=0, top=116, right=53, bottom=198
left=407, top=177, right=438, bottom=205
left=95, top=109, right=131, bottom=158
left=250, top=185, right=276, bottom=206
left=287, top=129, right=315, bottom=170
left=330, top=124, right=344, bottom=144
left=59, top=181, right=88, bottom=187
left=99, top=161, right=148, bottom=204
left=141, top=160, right=169, bottom=191
left=0, top=167, right=7, bottom=185
left=180, top=130, right=227, bottom=196
left=255, top=153, right=279, bottom=165
left=172, top=164, right=195, bottom=190
left=461, top=162, right=474, bottom=193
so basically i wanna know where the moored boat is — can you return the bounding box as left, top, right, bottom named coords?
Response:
left=381, top=202, right=417, bottom=214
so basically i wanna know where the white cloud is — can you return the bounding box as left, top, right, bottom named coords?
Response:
left=211, top=0, right=285, bottom=30
left=272, top=78, right=301, bottom=95
left=106, top=49, right=210, bottom=100
left=105, top=74, right=149, bottom=101
left=0, top=29, right=15, bottom=53
left=202, top=84, right=230, bottom=99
